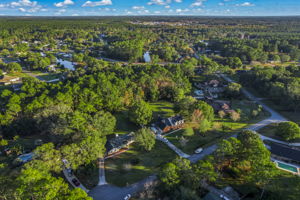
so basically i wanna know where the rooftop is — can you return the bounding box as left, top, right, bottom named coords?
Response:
left=270, top=143, right=300, bottom=163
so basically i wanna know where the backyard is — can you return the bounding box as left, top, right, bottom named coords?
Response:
left=165, top=116, right=259, bottom=155
left=258, top=123, right=300, bottom=143
left=105, top=141, right=177, bottom=187
left=150, top=101, right=175, bottom=119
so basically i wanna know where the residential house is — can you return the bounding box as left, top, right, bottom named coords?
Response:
left=209, top=100, right=234, bottom=114
left=151, top=115, right=184, bottom=134
left=105, top=133, right=134, bottom=155
left=47, top=64, right=57, bottom=72
left=269, top=143, right=300, bottom=175
left=0, top=77, right=21, bottom=86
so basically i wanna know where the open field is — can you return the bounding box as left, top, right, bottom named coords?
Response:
left=37, top=73, right=62, bottom=81
left=105, top=141, right=176, bottom=187
left=150, top=101, right=175, bottom=119
left=114, top=110, right=139, bottom=135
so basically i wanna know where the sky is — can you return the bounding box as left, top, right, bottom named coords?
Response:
left=0, top=0, right=299, bottom=16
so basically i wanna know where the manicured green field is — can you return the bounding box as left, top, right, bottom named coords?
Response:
left=37, top=73, right=62, bottom=81
left=150, top=101, right=175, bottom=119
left=105, top=141, right=177, bottom=187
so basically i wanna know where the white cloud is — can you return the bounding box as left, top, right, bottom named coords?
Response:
left=55, top=8, right=66, bottom=15
left=82, top=0, right=112, bottom=7
left=10, top=0, right=37, bottom=8
left=132, top=6, right=145, bottom=10
left=54, top=0, right=74, bottom=8
left=176, top=8, right=189, bottom=13
left=8, top=0, right=45, bottom=13
left=18, top=8, right=26, bottom=12
left=147, top=0, right=182, bottom=6
left=191, top=0, right=206, bottom=7
left=236, top=2, right=255, bottom=7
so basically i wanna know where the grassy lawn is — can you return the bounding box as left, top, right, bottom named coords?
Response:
left=165, top=112, right=270, bottom=155
left=165, top=118, right=252, bottom=155
left=114, top=110, right=139, bottom=135
left=231, top=99, right=271, bottom=120
left=105, top=141, right=177, bottom=187
left=258, top=123, right=300, bottom=143
left=6, top=72, right=32, bottom=78
left=37, top=73, right=62, bottom=81
left=150, top=101, right=175, bottom=119
left=166, top=129, right=227, bottom=155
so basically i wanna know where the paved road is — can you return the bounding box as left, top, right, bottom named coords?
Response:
left=219, top=74, right=300, bottom=147
left=98, top=158, right=107, bottom=186
left=156, top=135, right=190, bottom=158
left=89, top=175, right=157, bottom=200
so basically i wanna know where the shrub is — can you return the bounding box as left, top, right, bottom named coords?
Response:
left=183, top=128, right=194, bottom=136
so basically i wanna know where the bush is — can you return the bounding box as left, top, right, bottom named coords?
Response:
left=183, top=128, right=194, bottom=137
left=198, top=119, right=211, bottom=134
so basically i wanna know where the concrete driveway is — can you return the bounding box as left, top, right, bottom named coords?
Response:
left=89, top=175, right=157, bottom=200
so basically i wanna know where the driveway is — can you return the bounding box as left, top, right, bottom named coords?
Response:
left=62, top=168, right=89, bottom=193
left=156, top=135, right=190, bottom=158
left=98, top=158, right=107, bottom=186
left=89, top=175, right=157, bottom=200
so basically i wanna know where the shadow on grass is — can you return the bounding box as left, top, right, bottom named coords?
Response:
left=75, top=161, right=99, bottom=189
left=105, top=141, right=176, bottom=187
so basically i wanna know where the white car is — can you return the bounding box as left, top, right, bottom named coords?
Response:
left=194, top=148, right=203, bottom=154
left=220, top=194, right=230, bottom=200
left=124, top=194, right=131, bottom=200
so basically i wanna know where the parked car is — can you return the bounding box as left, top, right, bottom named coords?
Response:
left=220, top=194, right=230, bottom=200
left=67, top=169, right=73, bottom=177
left=72, top=178, right=80, bottom=187
left=194, top=148, right=203, bottom=154
left=124, top=194, right=131, bottom=200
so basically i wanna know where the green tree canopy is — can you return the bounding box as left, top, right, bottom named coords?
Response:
left=129, top=100, right=153, bottom=126
left=134, top=128, right=156, bottom=152
left=276, top=122, right=300, bottom=141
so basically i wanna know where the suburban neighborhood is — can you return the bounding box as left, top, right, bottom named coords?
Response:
left=1, top=5, right=300, bottom=200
